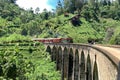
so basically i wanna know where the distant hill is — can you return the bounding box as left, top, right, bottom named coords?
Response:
left=0, top=0, right=120, bottom=44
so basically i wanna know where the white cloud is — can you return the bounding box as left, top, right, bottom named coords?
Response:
left=16, top=0, right=53, bottom=12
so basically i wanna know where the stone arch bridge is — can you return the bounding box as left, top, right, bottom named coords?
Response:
left=45, top=43, right=120, bottom=80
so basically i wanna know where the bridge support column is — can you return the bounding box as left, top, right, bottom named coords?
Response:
left=62, top=47, right=69, bottom=80
left=57, top=47, right=62, bottom=71
left=93, top=55, right=99, bottom=80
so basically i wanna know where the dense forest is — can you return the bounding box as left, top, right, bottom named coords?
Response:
left=0, top=0, right=120, bottom=44
left=0, top=0, right=120, bottom=79
left=0, top=41, right=61, bottom=80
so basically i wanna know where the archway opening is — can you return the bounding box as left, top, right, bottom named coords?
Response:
left=52, top=46, right=57, bottom=62
left=68, top=48, right=73, bottom=80
left=80, top=50, right=85, bottom=80
left=73, top=49, right=79, bottom=80
left=57, top=47, right=62, bottom=71
left=93, top=55, right=99, bottom=80
left=46, top=46, right=51, bottom=54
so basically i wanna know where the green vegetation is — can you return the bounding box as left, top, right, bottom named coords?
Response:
left=0, top=0, right=120, bottom=79
left=0, top=42, right=61, bottom=80
left=0, top=0, right=120, bottom=44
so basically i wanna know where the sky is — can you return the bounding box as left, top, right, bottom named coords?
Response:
left=16, top=0, right=59, bottom=12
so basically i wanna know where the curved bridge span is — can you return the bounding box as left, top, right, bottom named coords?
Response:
left=45, top=43, right=120, bottom=80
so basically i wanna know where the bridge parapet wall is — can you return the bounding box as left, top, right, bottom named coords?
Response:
left=89, top=47, right=117, bottom=80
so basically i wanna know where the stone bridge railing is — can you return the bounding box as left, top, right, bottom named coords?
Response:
left=44, top=43, right=120, bottom=80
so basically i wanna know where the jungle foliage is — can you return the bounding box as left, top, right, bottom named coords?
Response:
left=0, top=0, right=120, bottom=44
left=0, top=42, right=61, bottom=80
left=0, top=0, right=120, bottom=79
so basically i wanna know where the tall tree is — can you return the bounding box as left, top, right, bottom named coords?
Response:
left=94, top=0, right=99, bottom=13
left=35, top=7, right=40, bottom=14
left=56, top=0, right=63, bottom=15
left=64, top=0, right=70, bottom=12
left=69, top=0, right=76, bottom=13
left=41, top=8, right=49, bottom=20
left=75, top=0, right=84, bottom=14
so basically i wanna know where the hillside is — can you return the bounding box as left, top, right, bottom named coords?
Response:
left=0, top=0, right=120, bottom=79
left=0, top=0, right=120, bottom=44
left=37, top=14, right=120, bottom=44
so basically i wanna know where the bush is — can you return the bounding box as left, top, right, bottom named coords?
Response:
left=81, top=5, right=99, bottom=22
left=0, top=42, right=61, bottom=80
left=0, top=34, right=31, bottom=42
left=0, top=29, right=6, bottom=37
left=114, top=33, right=120, bottom=45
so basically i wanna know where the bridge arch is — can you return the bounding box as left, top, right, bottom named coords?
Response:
left=52, top=46, right=57, bottom=62
left=86, top=53, right=92, bottom=80
left=80, top=50, right=85, bottom=80
left=46, top=46, right=51, bottom=54
left=57, top=47, right=62, bottom=71
left=68, top=48, right=73, bottom=80
left=46, top=46, right=53, bottom=62
left=93, top=55, right=99, bottom=80
left=74, top=49, right=79, bottom=80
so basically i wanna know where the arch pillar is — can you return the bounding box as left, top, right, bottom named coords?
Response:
left=93, top=55, right=99, bottom=80
left=73, top=49, right=79, bottom=80
left=62, top=47, right=69, bottom=80
left=80, top=50, right=86, bottom=80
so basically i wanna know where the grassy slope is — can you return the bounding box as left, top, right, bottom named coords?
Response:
left=39, top=14, right=120, bottom=44
left=0, top=12, right=120, bottom=44
left=39, top=14, right=106, bottom=43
